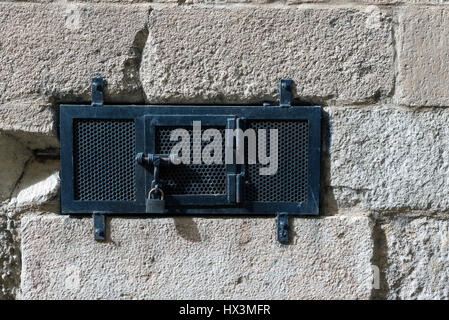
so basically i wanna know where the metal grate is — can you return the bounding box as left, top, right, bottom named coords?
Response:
left=245, top=120, right=308, bottom=203
left=156, top=127, right=226, bottom=195
left=73, top=119, right=136, bottom=201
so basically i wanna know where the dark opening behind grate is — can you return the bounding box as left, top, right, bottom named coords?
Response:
left=245, top=120, right=309, bottom=203
left=156, top=127, right=226, bottom=195
left=73, top=119, right=136, bottom=201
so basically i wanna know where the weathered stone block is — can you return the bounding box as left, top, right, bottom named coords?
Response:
left=382, top=217, right=449, bottom=299
left=396, top=8, right=449, bottom=107
left=0, top=102, right=55, bottom=135
left=183, top=0, right=293, bottom=3
left=140, top=8, right=394, bottom=104
left=6, top=159, right=60, bottom=216
left=286, top=0, right=334, bottom=3
left=7, top=0, right=150, bottom=2
left=0, top=217, right=20, bottom=300
left=20, top=215, right=374, bottom=299
left=360, top=0, right=443, bottom=3
left=326, top=107, right=449, bottom=212
left=0, top=3, right=150, bottom=104
left=0, top=134, right=32, bottom=203
left=0, top=101, right=59, bottom=149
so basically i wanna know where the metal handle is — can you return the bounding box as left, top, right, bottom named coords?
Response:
left=136, top=153, right=179, bottom=167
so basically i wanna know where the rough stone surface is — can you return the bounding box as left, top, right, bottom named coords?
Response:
left=6, top=159, right=60, bottom=216
left=360, top=0, right=444, bottom=3
left=20, top=215, right=374, bottom=299
left=7, top=0, right=153, bottom=2
left=0, top=102, right=55, bottom=135
left=0, top=217, right=20, bottom=300
left=0, top=0, right=447, bottom=302
left=0, top=101, right=59, bottom=150
left=0, top=3, right=150, bottom=104
left=287, top=0, right=333, bottom=3
left=383, top=217, right=449, bottom=299
left=140, top=8, right=394, bottom=104
left=5, top=0, right=445, bottom=3
left=182, top=0, right=294, bottom=3
left=396, top=8, right=449, bottom=107
left=325, top=107, right=449, bottom=212
left=0, top=134, right=32, bottom=203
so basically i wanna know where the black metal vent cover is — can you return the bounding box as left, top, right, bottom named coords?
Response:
left=60, top=104, right=320, bottom=216
left=60, top=78, right=321, bottom=243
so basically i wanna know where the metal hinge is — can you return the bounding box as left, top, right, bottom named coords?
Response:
left=91, top=74, right=104, bottom=107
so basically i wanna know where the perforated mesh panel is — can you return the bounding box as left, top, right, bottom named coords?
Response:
left=156, top=127, right=226, bottom=195
left=245, top=120, right=308, bottom=203
left=74, top=119, right=136, bottom=201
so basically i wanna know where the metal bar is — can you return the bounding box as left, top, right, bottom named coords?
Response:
left=236, top=173, right=244, bottom=204
left=226, top=117, right=237, bottom=204
left=235, top=117, right=245, bottom=203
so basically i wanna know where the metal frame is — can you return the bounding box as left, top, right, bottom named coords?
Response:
left=59, top=77, right=321, bottom=242
left=60, top=104, right=321, bottom=215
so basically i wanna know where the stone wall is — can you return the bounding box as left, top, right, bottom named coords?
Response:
left=0, top=0, right=448, bottom=300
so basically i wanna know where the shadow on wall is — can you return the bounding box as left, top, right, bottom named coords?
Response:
left=174, top=217, right=202, bottom=243
left=320, top=109, right=338, bottom=215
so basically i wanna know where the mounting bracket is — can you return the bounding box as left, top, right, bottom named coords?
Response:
left=91, top=74, right=104, bottom=107
left=276, top=212, right=289, bottom=243
left=279, top=78, right=292, bottom=107
left=93, top=213, right=106, bottom=241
